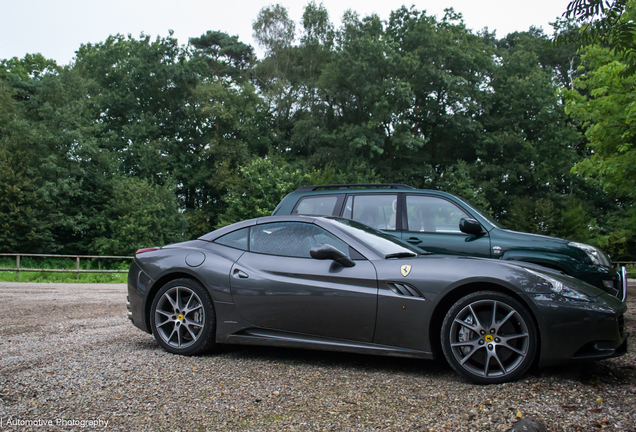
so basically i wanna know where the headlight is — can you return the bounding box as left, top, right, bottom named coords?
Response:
left=526, top=269, right=589, bottom=301
left=568, top=242, right=611, bottom=266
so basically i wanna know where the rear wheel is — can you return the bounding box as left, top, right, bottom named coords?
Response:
left=150, top=278, right=216, bottom=355
left=441, top=291, right=537, bottom=384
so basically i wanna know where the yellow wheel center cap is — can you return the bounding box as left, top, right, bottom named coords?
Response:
left=485, top=334, right=494, bottom=343
left=177, top=314, right=184, bottom=321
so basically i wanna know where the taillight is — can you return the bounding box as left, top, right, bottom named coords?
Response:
left=136, top=247, right=159, bottom=255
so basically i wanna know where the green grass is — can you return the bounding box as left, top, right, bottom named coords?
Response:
left=0, top=256, right=131, bottom=283
left=0, top=256, right=633, bottom=284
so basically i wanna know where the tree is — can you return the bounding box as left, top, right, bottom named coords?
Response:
left=74, top=31, right=267, bottom=235
left=0, top=135, right=55, bottom=252
left=474, top=28, right=599, bottom=230
left=74, top=32, right=192, bottom=181
left=301, top=10, right=426, bottom=178
left=287, top=7, right=499, bottom=184
left=92, top=177, right=186, bottom=255
left=0, top=55, right=116, bottom=253
left=564, top=44, right=636, bottom=198
left=1, top=3, right=632, bottom=259
left=217, top=153, right=379, bottom=227
left=559, top=0, right=636, bottom=73
left=189, top=31, right=254, bottom=82
left=183, top=31, right=268, bottom=233
left=253, top=4, right=296, bottom=60
left=299, top=1, right=334, bottom=88
left=558, top=2, right=636, bottom=258
left=252, top=4, right=299, bottom=145
left=384, top=7, right=496, bottom=183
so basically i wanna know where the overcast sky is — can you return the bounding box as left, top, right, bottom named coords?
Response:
left=1, top=0, right=572, bottom=65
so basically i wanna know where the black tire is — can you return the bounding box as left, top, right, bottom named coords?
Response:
left=150, top=278, right=217, bottom=355
left=441, top=291, right=537, bottom=384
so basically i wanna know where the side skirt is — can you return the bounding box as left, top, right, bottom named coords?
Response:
left=221, top=328, right=435, bottom=360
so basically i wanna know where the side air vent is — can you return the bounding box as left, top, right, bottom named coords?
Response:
left=618, top=314, right=625, bottom=337
left=386, top=282, right=424, bottom=299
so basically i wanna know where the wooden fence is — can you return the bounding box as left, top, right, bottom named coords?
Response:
left=0, top=253, right=133, bottom=279
left=616, top=262, right=636, bottom=267
left=0, top=254, right=633, bottom=281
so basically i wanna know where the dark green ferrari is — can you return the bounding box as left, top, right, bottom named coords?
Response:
left=127, top=216, right=627, bottom=384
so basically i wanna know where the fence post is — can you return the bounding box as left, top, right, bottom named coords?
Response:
left=16, top=255, right=20, bottom=281
left=76, top=256, right=80, bottom=280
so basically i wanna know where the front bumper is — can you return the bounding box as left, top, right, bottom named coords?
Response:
left=570, top=264, right=625, bottom=300
left=619, top=266, right=628, bottom=302
left=531, top=292, right=628, bottom=367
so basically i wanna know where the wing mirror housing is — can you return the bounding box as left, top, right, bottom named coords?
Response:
left=310, top=244, right=355, bottom=267
left=459, top=218, right=484, bottom=235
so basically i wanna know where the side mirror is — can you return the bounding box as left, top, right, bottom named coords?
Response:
left=310, top=244, right=356, bottom=267
left=459, top=218, right=484, bottom=235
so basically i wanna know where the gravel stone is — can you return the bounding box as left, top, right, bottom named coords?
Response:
left=0, top=282, right=634, bottom=431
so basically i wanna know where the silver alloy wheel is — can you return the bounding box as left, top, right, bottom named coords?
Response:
left=449, top=299, right=530, bottom=378
left=154, top=286, right=205, bottom=349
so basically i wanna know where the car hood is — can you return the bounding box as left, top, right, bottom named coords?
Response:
left=400, top=254, right=607, bottom=298
left=497, top=228, right=571, bottom=249
left=491, top=228, right=592, bottom=263
left=493, top=258, right=607, bottom=297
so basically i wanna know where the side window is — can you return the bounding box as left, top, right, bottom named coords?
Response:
left=293, top=195, right=338, bottom=216
left=406, top=196, right=470, bottom=233
left=250, top=222, right=349, bottom=258
left=350, top=195, right=397, bottom=230
left=214, top=227, right=249, bottom=250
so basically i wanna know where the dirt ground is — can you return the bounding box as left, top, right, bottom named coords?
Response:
left=0, top=282, right=634, bottom=431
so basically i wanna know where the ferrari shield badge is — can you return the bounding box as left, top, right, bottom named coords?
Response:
left=400, top=265, right=412, bottom=277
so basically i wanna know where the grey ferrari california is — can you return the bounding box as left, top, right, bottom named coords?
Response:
left=127, top=216, right=627, bottom=384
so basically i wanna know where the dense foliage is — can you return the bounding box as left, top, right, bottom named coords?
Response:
left=1, top=3, right=634, bottom=259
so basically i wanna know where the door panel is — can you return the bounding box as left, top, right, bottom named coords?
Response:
left=230, top=252, right=378, bottom=342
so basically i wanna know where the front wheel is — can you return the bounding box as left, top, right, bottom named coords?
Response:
left=441, top=291, right=537, bottom=384
left=150, top=278, right=217, bottom=355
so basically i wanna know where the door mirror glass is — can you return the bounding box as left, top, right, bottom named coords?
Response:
left=310, top=244, right=355, bottom=267
left=459, top=218, right=483, bottom=235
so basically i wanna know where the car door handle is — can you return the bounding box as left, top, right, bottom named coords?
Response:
left=407, top=237, right=423, bottom=245
left=233, top=269, right=249, bottom=279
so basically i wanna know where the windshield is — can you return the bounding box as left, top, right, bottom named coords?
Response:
left=454, top=196, right=506, bottom=229
left=326, top=218, right=423, bottom=258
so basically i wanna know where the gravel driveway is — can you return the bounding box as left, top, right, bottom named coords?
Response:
left=0, top=282, right=634, bottom=431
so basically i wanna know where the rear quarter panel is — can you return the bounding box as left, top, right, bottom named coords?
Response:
left=133, top=241, right=245, bottom=331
